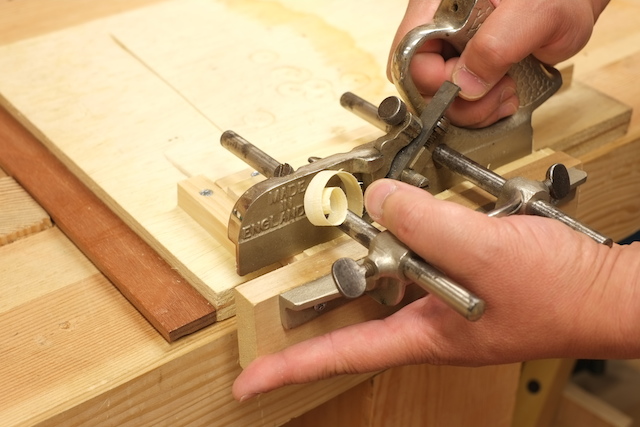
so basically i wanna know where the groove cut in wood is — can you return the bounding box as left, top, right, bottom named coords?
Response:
left=0, top=107, right=216, bottom=342
left=0, top=176, right=52, bottom=245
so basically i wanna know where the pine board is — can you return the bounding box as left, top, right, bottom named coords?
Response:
left=0, top=0, right=639, bottom=425
left=0, top=0, right=161, bottom=46
left=0, top=0, right=403, bottom=320
left=0, top=176, right=52, bottom=246
left=532, top=82, right=631, bottom=156
left=575, top=51, right=640, bottom=241
left=0, top=226, right=372, bottom=426
left=0, top=0, right=631, bottom=322
left=557, top=0, right=640, bottom=81
left=286, top=363, right=521, bottom=427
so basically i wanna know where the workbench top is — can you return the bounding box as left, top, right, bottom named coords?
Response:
left=1, top=1, right=639, bottom=426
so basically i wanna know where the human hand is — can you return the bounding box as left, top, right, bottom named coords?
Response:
left=389, top=0, right=609, bottom=127
left=233, top=179, right=638, bottom=401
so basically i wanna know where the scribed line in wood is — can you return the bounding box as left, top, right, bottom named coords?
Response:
left=0, top=107, right=216, bottom=342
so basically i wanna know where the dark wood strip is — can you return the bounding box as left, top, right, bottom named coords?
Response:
left=0, top=107, right=216, bottom=342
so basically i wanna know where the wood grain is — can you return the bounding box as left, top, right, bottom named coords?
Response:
left=0, top=226, right=375, bottom=426
left=532, top=82, right=631, bottom=156
left=0, top=107, right=216, bottom=342
left=0, top=0, right=162, bottom=46
left=0, top=176, right=52, bottom=245
left=370, top=364, right=519, bottom=427
left=285, top=380, right=374, bottom=427
left=1, top=0, right=639, bottom=425
left=0, top=0, right=630, bottom=322
left=572, top=51, right=640, bottom=241
left=576, top=133, right=640, bottom=241
left=177, top=175, right=237, bottom=257
left=286, top=364, right=520, bottom=427
left=558, top=1, right=640, bottom=82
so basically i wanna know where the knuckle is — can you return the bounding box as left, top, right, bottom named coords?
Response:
left=469, top=32, right=514, bottom=69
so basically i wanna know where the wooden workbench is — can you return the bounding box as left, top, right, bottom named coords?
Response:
left=1, top=1, right=639, bottom=426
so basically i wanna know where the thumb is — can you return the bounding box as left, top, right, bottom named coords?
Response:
left=452, top=1, right=560, bottom=100
left=364, top=179, right=502, bottom=280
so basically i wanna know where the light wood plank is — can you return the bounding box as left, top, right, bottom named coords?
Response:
left=0, top=224, right=379, bottom=426
left=577, top=133, right=640, bottom=241
left=558, top=0, right=640, bottom=81
left=0, top=176, right=52, bottom=246
left=0, top=0, right=630, bottom=324
left=0, top=227, right=96, bottom=313
left=532, top=82, right=631, bottom=156
left=0, top=0, right=162, bottom=46
left=573, top=51, right=640, bottom=241
left=579, top=45, right=640, bottom=132
left=371, top=364, right=519, bottom=427
left=110, top=0, right=399, bottom=173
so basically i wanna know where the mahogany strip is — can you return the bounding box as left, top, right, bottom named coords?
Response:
left=0, top=107, right=216, bottom=342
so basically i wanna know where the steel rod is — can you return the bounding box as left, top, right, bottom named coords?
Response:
left=432, top=144, right=506, bottom=196
left=338, top=210, right=379, bottom=248
left=340, top=92, right=389, bottom=131
left=404, top=257, right=485, bottom=321
left=220, top=130, right=293, bottom=178
left=529, top=199, right=613, bottom=246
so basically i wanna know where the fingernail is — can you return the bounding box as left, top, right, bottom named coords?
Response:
left=452, top=66, right=490, bottom=100
left=364, top=180, right=397, bottom=221
left=497, top=98, right=518, bottom=120
left=239, top=393, right=260, bottom=402
left=499, top=86, right=516, bottom=103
